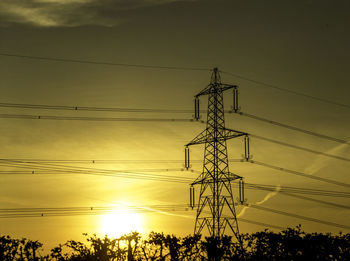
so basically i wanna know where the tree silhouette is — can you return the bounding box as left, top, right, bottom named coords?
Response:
left=1, top=226, right=349, bottom=260
left=0, top=235, right=43, bottom=261
left=180, top=234, right=201, bottom=260
left=120, top=232, right=141, bottom=261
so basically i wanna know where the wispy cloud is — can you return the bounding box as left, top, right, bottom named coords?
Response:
left=0, top=0, right=194, bottom=27
left=140, top=205, right=193, bottom=219
left=238, top=185, right=281, bottom=218
left=305, top=141, right=350, bottom=175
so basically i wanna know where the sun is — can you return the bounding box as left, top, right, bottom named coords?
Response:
left=100, top=209, right=143, bottom=238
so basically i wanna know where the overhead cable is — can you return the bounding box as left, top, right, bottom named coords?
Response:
left=0, top=102, right=192, bottom=113
left=3, top=170, right=349, bottom=199
left=277, top=191, right=350, bottom=210
left=0, top=160, right=193, bottom=184
left=237, top=218, right=285, bottom=230
left=244, top=182, right=350, bottom=198
left=221, top=71, right=350, bottom=110
left=0, top=204, right=286, bottom=230
left=0, top=158, right=206, bottom=164
left=248, top=204, right=350, bottom=230
left=235, top=111, right=348, bottom=145
left=0, top=101, right=347, bottom=148
left=1, top=51, right=348, bottom=109
left=0, top=53, right=210, bottom=71
left=2, top=158, right=350, bottom=196
left=249, top=160, right=350, bottom=188
left=1, top=101, right=347, bottom=149
left=250, top=135, right=350, bottom=163
left=2, top=52, right=349, bottom=109
left=2, top=162, right=350, bottom=199
left=0, top=113, right=195, bottom=122
left=250, top=183, right=350, bottom=210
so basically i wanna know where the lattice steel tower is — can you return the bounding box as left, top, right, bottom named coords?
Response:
left=185, top=68, right=249, bottom=239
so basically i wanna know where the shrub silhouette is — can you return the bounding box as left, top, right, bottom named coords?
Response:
left=1, top=226, right=349, bottom=260
left=0, top=235, right=43, bottom=261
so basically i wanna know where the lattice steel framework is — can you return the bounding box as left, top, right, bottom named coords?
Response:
left=186, top=68, right=248, bottom=239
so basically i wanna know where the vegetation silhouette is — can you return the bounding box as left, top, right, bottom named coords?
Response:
left=1, top=226, right=349, bottom=260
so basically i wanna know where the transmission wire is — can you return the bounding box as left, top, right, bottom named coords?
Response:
left=2, top=159, right=350, bottom=197
left=0, top=113, right=195, bottom=122
left=221, top=71, right=350, bottom=110
left=0, top=102, right=192, bottom=113
left=248, top=204, right=350, bottom=230
left=0, top=53, right=211, bottom=71
left=248, top=160, right=350, bottom=188
left=0, top=101, right=347, bottom=148
left=250, top=135, right=350, bottom=163
left=235, top=111, right=349, bottom=145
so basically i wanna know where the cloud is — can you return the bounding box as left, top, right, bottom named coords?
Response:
left=305, top=141, right=350, bottom=175
left=0, top=0, right=194, bottom=27
left=140, top=205, right=193, bottom=219
left=238, top=185, right=281, bottom=218
left=255, top=185, right=281, bottom=205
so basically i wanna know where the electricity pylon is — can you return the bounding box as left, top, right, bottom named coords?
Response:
left=185, top=68, right=250, bottom=240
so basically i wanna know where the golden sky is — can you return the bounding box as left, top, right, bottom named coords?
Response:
left=0, top=0, right=349, bottom=251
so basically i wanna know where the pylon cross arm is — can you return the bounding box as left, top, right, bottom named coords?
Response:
left=186, top=127, right=247, bottom=146
left=191, top=172, right=242, bottom=185
left=194, top=83, right=236, bottom=98
left=185, top=128, right=208, bottom=146
left=222, top=127, right=248, bottom=139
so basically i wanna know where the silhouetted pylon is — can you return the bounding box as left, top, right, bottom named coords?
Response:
left=185, top=68, right=249, bottom=240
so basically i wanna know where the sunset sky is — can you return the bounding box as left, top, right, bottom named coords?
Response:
left=0, top=0, right=349, bottom=251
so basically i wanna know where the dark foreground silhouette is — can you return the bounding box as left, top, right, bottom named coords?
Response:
left=1, top=226, right=349, bottom=260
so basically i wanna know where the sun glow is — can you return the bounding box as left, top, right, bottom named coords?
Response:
left=100, top=208, right=144, bottom=238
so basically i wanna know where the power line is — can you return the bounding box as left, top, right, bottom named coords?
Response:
left=0, top=158, right=199, bottom=164
left=2, top=159, right=350, bottom=198
left=0, top=205, right=191, bottom=219
left=249, top=160, right=350, bottom=188
left=0, top=158, right=242, bottom=164
left=0, top=169, right=193, bottom=183
left=0, top=158, right=194, bottom=183
left=0, top=53, right=211, bottom=72
left=1, top=102, right=348, bottom=152
left=221, top=71, right=350, bottom=110
left=235, top=111, right=349, bottom=145
left=0, top=163, right=186, bottom=183
left=0, top=159, right=188, bottom=175
left=2, top=52, right=349, bottom=111
left=0, top=204, right=285, bottom=230
left=0, top=160, right=194, bottom=184
left=250, top=134, right=350, bottom=163
left=3, top=52, right=348, bottom=110
left=0, top=102, right=192, bottom=113
left=0, top=170, right=191, bottom=184
left=1, top=101, right=348, bottom=148
left=1, top=101, right=348, bottom=151
left=237, top=218, right=285, bottom=230
left=249, top=182, right=350, bottom=210
left=277, top=191, right=350, bottom=210
left=244, top=182, right=350, bottom=199
left=248, top=204, right=350, bottom=230
left=0, top=169, right=192, bottom=184
left=3, top=161, right=350, bottom=225
left=2, top=160, right=350, bottom=215
left=0, top=168, right=189, bottom=174
left=0, top=113, right=195, bottom=122
left=2, top=169, right=349, bottom=199
left=0, top=204, right=189, bottom=213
